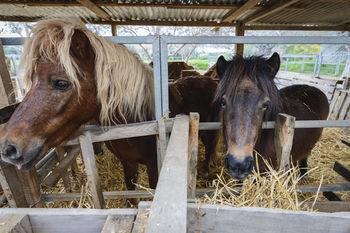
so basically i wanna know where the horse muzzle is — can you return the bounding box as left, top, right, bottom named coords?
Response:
left=224, top=154, right=254, bottom=180
left=0, top=140, right=44, bottom=170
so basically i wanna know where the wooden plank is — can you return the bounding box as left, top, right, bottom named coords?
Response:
left=188, top=113, right=199, bottom=199
left=42, top=146, right=80, bottom=188
left=329, top=90, right=340, bottom=118
left=37, top=151, right=58, bottom=182
left=323, top=191, right=342, bottom=201
left=274, top=113, right=295, bottom=170
left=79, top=132, right=105, bottom=209
left=222, top=0, right=260, bottom=22
left=157, top=118, right=167, bottom=173
left=304, top=201, right=350, bottom=213
left=0, top=39, right=15, bottom=108
left=330, top=91, right=347, bottom=120
left=17, top=168, right=44, bottom=208
left=111, top=24, right=117, bottom=36
left=131, top=203, right=150, bottom=233
left=145, top=115, right=189, bottom=233
left=235, top=22, right=245, bottom=56
left=76, top=0, right=110, bottom=20
left=338, top=94, right=350, bottom=120
left=0, top=163, right=28, bottom=207
left=42, top=190, right=154, bottom=202
left=333, top=161, right=350, bottom=182
left=187, top=204, right=350, bottom=233
left=68, top=118, right=349, bottom=147
left=101, top=215, right=134, bottom=233
left=55, top=146, right=71, bottom=192
left=41, top=181, right=350, bottom=202
left=0, top=214, right=32, bottom=233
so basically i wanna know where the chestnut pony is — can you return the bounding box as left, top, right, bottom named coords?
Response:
left=0, top=19, right=218, bottom=190
left=214, top=53, right=329, bottom=180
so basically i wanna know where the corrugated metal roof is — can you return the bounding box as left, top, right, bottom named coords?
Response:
left=0, top=0, right=349, bottom=30
left=102, top=6, right=229, bottom=22
left=252, top=1, right=350, bottom=26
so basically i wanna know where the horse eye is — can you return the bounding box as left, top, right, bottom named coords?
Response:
left=262, top=100, right=271, bottom=110
left=221, top=97, right=226, bottom=108
left=53, top=80, right=71, bottom=91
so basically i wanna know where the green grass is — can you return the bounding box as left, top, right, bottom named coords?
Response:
left=188, top=59, right=208, bottom=71
left=169, top=58, right=346, bottom=77
left=280, top=62, right=345, bottom=77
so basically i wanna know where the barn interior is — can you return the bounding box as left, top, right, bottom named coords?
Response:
left=0, top=0, right=349, bottom=214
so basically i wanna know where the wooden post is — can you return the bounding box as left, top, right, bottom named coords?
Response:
left=79, top=132, right=105, bottom=209
left=17, top=168, right=44, bottom=208
left=274, top=113, right=295, bottom=171
left=235, top=22, right=245, bottom=56
left=188, top=112, right=199, bottom=199
left=146, top=115, right=189, bottom=233
left=156, top=118, right=167, bottom=173
left=0, top=163, right=28, bottom=207
left=0, top=39, right=15, bottom=108
left=55, top=146, right=71, bottom=192
left=111, top=24, right=117, bottom=36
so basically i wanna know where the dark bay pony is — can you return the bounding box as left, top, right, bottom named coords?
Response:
left=0, top=19, right=218, bottom=190
left=214, top=53, right=329, bottom=180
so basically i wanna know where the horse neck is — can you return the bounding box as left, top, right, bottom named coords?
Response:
left=109, top=46, right=155, bottom=123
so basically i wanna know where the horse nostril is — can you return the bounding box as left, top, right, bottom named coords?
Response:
left=245, top=156, right=254, bottom=171
left=224, top=154, right=254, bottom=180
left=3, top=144, right=20, bottom=160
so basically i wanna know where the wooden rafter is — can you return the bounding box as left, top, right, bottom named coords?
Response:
left=244, top=0, right=301, bottom=23
left=222, top=0, right=261, bottom=23
left=76, top=0, right=110, bottom=20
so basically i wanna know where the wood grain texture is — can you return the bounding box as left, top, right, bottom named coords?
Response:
left=146, top=115, right=189, bottom=233
left=0, top=164, right=28, bottom=207
left=79, top=132, right=105, bottom=209
left=0, top=214, right=32, bottom=233
left=101, top=215, right=134, bottom=233
left=187, top=204, right=350, bottom=233
left=274, top=113, right=295, bottom=170
left=17, top=168, right=44, bottom=208
left=188, top=113, right=199, bottom=199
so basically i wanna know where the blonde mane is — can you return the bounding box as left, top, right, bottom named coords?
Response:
left=21, top=18, right=154, bottom=125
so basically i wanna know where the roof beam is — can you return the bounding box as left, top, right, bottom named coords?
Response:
left=245, top=24, right=350, bottom=31
left=222, top=0, right=261, bottom=23
left=76, top=0, right=110, bottom=20
left=244, top=0, right=301, bottom=23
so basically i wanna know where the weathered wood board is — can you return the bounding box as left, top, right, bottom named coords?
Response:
left=187, top=204, right=350, bottom=233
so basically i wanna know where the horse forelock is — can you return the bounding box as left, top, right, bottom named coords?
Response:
left=214, top=55, right=282, bottom=117
left=21, top=18, right=154, bottom=126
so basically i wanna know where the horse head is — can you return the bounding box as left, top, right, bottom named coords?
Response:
left=0, top=20, right=99, bottom=169
left=214, top=53, right=281, bottom=180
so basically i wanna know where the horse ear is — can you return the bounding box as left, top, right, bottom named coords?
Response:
left=266, top=52, right=280, bottom=78
left=70, top=29, right=94, bottom=62
left=216, top=55, right=229, bottom=80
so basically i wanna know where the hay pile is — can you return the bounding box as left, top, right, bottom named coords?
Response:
left=197, top=156, right=320, bottom=211
left=41, top=128, right=349, bottom=210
